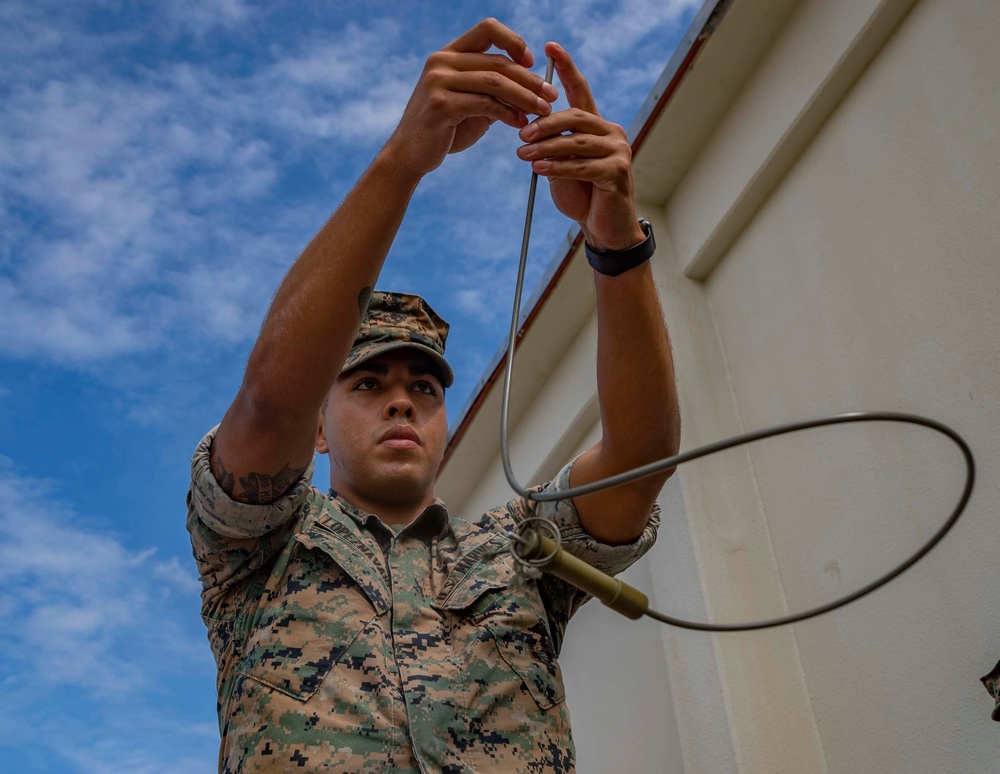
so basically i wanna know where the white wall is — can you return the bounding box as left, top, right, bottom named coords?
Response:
left=659, top=0, right=1000, bottom=770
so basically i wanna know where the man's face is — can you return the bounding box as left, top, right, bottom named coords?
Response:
left=316, top=348, right=448, bottom=514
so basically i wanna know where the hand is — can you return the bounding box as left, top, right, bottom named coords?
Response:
left=516, top=42, right=645, bottom=251
left=384, top=18, right=559, bottom=179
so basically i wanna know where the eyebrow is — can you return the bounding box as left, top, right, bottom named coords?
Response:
left=339, top=362, right=442, bottom=382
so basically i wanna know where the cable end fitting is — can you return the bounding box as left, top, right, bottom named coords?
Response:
left=512, top=520, right=649, bottom=620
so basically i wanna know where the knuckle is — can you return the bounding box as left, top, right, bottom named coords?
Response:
left=483, top=70, right=504, bottom=90
left=611, top=156, right=632, bottom=178
left=479, top=94, right=505, bottom=116
left=425, top=51, right=449, bottom=70
left=491, top=53, right=516, bottom=74
left=613, top=137, right=632, bottom=156
left=424, top=65, right=446, bottom=87
left=427, top=91, right=450, bottom=112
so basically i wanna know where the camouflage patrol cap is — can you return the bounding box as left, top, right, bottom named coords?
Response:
left=343, top=290, right=454, bottom=387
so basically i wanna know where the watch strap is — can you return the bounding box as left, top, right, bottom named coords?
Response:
left=584, top=219, right=656, bottom=277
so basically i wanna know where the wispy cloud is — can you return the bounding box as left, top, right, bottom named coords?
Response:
left=510, top=0, right=701, bottom=117
left=0, top=0, right=699, bottom=423
left=162, top=0, right=253, bottom=37
left=0, top=459, right=216, bottom=769
left=0, top=7, right=417, bottom=368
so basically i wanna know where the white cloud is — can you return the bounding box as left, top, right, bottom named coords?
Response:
left=0, top=0, right=700, bottom=433
left=164, top=0, right=252, bottom=36
left=0, top=460, right=216, bottom=768
left=509, top=0, right=700, bottom=119
left=0, top=463, right=205, bottom=695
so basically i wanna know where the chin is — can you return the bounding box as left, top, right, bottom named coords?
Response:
left=363, top=469, right=435, bottom=506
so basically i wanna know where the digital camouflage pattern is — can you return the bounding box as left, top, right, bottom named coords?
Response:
left=188, top=426, right=659, bottom=773
left=344, top=291, right=455, bottom=387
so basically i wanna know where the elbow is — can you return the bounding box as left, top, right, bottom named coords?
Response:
left=235, top=376, right=314, bottom=433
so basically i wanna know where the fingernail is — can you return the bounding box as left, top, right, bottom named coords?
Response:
left=541, top=83, right=558, bottom=101
left=521, top=122, right=538, bottom=140
left=535, top=97, right=551, bottom=115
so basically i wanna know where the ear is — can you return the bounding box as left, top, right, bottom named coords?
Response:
left=315, top=407, right=330, bottom=454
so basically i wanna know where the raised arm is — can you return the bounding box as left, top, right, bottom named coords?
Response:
left=212, top=19, right=559, bottom=504
left=518, top=43, right=681, bottom=544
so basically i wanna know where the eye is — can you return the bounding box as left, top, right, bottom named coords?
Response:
left=412, top=380, right=438, bottom=396
left=353, top=377, right=380, bottom=391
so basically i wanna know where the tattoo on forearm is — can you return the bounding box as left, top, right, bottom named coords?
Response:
left=211, top=449, right=306, bottom=505
left=358, top=286, right=373, bottom=317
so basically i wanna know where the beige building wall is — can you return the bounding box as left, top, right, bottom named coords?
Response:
left=438, top=0, right=1000, bottom=771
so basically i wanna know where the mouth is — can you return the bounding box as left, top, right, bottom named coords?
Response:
left=378, top=424, right=421, bottom=449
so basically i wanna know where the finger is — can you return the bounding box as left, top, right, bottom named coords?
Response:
left=517, top=132, right=620, bottom=162
left=446, top=52, right=558, bottom=101
left=529, top=156, right=632, bottom=189
left=544, top=42, right=599, bottom=115
left=519, top=107, right=616, bottom=143
left=441, top=66, right=554, bottom=118
left=444, top=91, right=530, bottom=130
left=445, top=18, right=534, bottom=67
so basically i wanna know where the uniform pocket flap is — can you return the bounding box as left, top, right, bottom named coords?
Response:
left=432, top=534, right=516, bottom=611
left=237, top=610, right=372, bottom=701
left=295, top=521, right=390, bottom=615
left=236, top=520, right=388, bottom=702
left=487, top=621, right=565, bottom=710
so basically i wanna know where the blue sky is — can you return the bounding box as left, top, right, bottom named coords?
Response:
left=0, top=1, right=699, bottom=770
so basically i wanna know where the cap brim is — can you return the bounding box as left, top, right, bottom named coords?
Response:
left=342, top=341, right=454, bottom=388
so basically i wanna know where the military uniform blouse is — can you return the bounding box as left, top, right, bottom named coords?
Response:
left=187, top=426, right=659, bottom=773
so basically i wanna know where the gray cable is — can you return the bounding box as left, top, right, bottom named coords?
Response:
left=500, top=56, right=555, bottom=500
left=498, top=57, right=976, bottom=632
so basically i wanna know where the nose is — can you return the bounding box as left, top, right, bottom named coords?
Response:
left=384, top=388, right=414, bottom=420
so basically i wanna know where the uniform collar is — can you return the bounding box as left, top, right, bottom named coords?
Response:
left=328, top=489, right=450, bottom=539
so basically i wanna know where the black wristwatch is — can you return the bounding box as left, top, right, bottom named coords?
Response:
left=584, top=219, right=656, bottom=277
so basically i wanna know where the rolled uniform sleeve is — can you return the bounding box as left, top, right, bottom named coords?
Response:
left=187, top=425, right=313, bottom=611
left=512, top=458, right=660, bottom=652
left=536, top=459, right=660, bottom=576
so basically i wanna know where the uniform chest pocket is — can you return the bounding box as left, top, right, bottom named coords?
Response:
left=471, top=589, right=565, bottom=710
left=436, top=549, right=566, bottom=712
left=237, top=527, right=390, bottom=702
left=483, top=621, right=566, bottom=710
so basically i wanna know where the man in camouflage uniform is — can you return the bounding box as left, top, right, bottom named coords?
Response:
left=188, top=19, right=681, bottom=774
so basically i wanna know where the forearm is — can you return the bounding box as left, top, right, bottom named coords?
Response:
left=571, top=261, right=680, bottom=542
left=595, top=262, right=679, bottom=457
left=212, top=146, right=421, bottom=494
left=240, top=146, right=421, bottom=421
